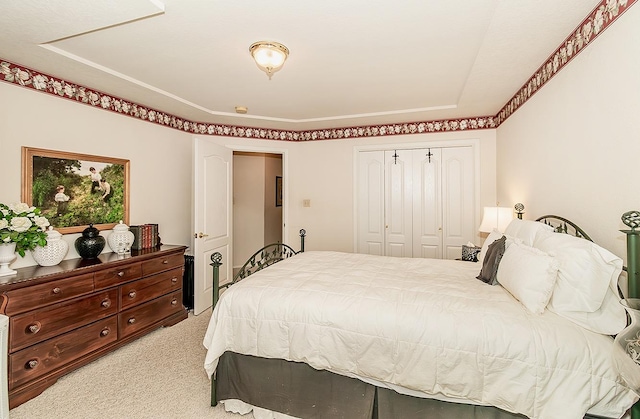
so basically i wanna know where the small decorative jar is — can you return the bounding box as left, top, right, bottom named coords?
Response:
left=107, top=221, right=135, bottom=254
left=32, top=227, right=68, bottom=266
left=75, top=224, right=106, bottom=259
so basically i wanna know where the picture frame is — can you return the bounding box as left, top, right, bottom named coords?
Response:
left=22, top=147, right=130, bottom=234
left=275, top=176, right=283, bottom=207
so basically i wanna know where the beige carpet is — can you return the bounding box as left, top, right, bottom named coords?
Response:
left=9, top=309, right=253, bottom=419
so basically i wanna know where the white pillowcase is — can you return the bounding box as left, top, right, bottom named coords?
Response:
left=533, top=230, right=622, bottom=312
left=504, top=219, right=553, bottom=246
left=533, top=230, right=626, bottom=334
left=497, top=242, right=558, bottom=314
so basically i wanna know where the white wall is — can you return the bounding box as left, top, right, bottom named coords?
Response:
left=0, top=82, right=193, bottom=268
left=496, top=5, right=640, bottom=261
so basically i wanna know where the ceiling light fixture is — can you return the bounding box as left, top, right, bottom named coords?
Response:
left=249, top=41, right=289, bottom=80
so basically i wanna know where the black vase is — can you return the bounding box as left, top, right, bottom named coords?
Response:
left=75, top=224, right=106, bottom=259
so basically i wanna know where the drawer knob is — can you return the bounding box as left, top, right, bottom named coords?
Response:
left=162, top=259, right=169, bottom=264
left=101, top=298, right=111, bottom=308
left=100, top=328, right=110, bottom=337
left=171, top=277, right=178, bottom=283
left=52, top=287, right=61, bottom=294
left=117, top=271, right=125, bottom=277
left=28, top=323, right=41, bottom=334
left=171, top=298, right=178, bottom=306
left=128, top=317, right=136, bottom=324
left=128, top=290, right=137, bottom=299
left=27, top=359, right=39, bottom=369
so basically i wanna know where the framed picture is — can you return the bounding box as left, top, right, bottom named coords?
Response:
left=275, top=176, right=283, bottom=207
left=22, top=147, right=130, bottom=234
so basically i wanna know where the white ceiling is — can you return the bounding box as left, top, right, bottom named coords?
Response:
left=0, top=0, right=601, bottom=130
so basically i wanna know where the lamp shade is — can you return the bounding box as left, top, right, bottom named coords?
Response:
left=479, top=207, right=513, bottom=233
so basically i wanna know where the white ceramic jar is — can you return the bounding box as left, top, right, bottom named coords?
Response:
left=107, top=221, right=135, bottom=254
left=32, top=227, right=68, bottom=266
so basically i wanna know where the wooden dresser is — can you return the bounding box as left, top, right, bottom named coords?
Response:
left=0, top=245, right=188, bottom=408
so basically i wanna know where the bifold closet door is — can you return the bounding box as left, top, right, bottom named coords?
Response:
left=356, top=151, right=385, bottom=255
left=384, top=149, right=413, bottom=257
left=412, top=149, right=443, bottom=259
left=440, top=147, right=475, bottom=259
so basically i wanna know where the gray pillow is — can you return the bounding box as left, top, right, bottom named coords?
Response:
left=477, top=235, right=506, bottom=285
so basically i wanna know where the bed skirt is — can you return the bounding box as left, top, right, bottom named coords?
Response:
left=216, top=352, right=531, bottom=419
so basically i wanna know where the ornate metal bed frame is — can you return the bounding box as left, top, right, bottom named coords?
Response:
left=209, top=229, right=306, bottom=406
left=208, top=216, right=640, bottom=418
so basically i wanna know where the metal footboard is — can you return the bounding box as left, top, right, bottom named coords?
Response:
left=209, top=229, right=306, bottom=406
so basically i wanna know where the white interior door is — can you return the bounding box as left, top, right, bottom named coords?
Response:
left=413, top=148, right=443, bottom=258
left=385, top=149, right=413, bottom=257
left=441, top=147, right=475, bottom=259
left=356, top=151, right=385, bottom=255
left=193, top=138, right=232, bottom=315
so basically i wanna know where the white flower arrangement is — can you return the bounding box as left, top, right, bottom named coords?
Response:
left=0, top=202, right=50, bottom=257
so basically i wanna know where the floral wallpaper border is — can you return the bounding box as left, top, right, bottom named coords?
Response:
left=495, top=0, right=635, bottom=125
left=0, top=0, right=635, bottom=141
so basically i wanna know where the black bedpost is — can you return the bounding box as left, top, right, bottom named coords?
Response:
left=210, top=252, right=222, bottom=407
left=299, top=229, right=306, bottom=253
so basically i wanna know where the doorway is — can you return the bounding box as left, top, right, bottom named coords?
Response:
left=232, top=151, right=283, bottom=273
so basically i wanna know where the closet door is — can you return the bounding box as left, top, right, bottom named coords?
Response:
left=384, top=150, right=413, bottom=257
left=441, top=147, right=475, bottom=259
left=356, top=151, right=385, bottom=255
left=412, top=149, right=443, bottom=258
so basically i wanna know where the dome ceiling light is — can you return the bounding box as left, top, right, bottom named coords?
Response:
left=249, top=41, right=289, bottom=80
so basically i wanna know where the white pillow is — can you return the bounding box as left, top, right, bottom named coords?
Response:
left=477, top=229, right=503, bottom=264
left=532, top=230, right=626, bottom=334
left=504, top=219, right=553, bottom=246
left=497, top=242, right=558, bottom=314
left=533, top=230, right=622, bottom=312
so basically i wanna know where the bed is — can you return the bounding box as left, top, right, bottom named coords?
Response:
left=203, top=217, right=640, bottom=419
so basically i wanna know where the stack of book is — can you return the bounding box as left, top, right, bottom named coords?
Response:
left=130, top=224, right=161, bottom=250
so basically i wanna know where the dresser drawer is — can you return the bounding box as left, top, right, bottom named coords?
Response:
left=9, top=316, right=118, bottom=389
left=94, top=262, right=142, bottom=290
left=119, top=291, right=183, bottom=339
left=10, top=289, right=119, bottom=352
left=142, top=253, right=184, bottom=276
left=120, top=267, right=182, bottom=310
left=3, top=273, right=94, bottom=316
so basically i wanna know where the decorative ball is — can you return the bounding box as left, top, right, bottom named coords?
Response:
left=514, top=203, right=525, bottom=212
left=622, top=211, right=640, bottom=230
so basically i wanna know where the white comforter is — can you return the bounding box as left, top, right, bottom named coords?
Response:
left=203, top=251, right=638, bottom=419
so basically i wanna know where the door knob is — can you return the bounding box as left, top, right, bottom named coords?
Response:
left=194, top=232, right=209, bottom=238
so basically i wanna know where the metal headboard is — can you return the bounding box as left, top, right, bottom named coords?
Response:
left=535, top=215, right=593, bottom=241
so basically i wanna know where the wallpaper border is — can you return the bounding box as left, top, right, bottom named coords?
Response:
left=0, top=0, right=635, bottom=141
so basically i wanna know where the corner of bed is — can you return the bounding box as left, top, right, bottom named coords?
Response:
left=204, top=215, right=640, bottom=419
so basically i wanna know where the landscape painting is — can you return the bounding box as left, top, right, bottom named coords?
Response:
left=22, top=147, right=130, bottom=234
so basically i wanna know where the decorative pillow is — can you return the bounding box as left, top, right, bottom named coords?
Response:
left=477, top=235, right=506, bottom=285
left=504, top=219, right=553, bottom=246
left=477, top=229, right=503, bottom=265
left=497, top=242, right=558, bottom=314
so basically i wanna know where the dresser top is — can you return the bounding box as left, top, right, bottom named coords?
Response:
left=0, top=245, right=187, bottom=291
